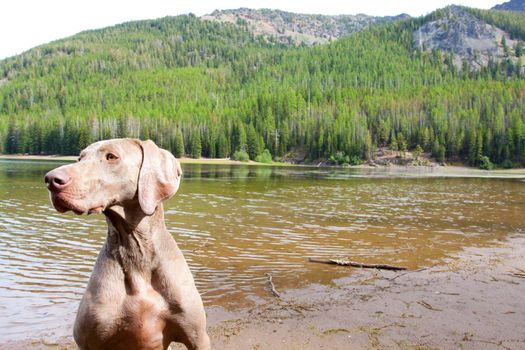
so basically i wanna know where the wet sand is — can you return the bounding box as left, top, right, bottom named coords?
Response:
left=203, top=234, right=525, bottom=350
left=4, top=235, right=525, bottom=350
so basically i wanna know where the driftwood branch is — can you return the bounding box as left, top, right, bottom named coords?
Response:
left=265, top=273, right=281, bottom=298
left=417, top=300, right=442, bottom=311
left=308, top=258, right=407, bottom=271
left=508, top=272, right=525, bottom=279
left=387, top=267, right=429, bottom=281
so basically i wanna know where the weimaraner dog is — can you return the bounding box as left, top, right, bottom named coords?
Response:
left=45, top=139, right=210, bottom=350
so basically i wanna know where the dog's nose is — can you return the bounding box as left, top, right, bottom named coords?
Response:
left=45, top=169, right=71, bottom=191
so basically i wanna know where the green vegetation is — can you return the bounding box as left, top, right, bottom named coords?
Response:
left=479, top=155, right=495, bottom=170
left=413, top=145, right=424, bottom=160
left=329, top=152, right=362, bottom=166
left=1, top=9, right=525, bottom=167
left=232, top=149, right=250, bottom=162
left=255, top=149, right=273, bottom=163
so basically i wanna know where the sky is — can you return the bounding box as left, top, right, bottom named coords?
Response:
left=0, top=0, right=503, bottom=60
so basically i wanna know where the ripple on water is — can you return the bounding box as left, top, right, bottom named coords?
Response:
left=1, top=162, right=525, bottom=341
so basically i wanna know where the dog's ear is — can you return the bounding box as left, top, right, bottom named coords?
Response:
left=138, top=140, right=182, bottom=215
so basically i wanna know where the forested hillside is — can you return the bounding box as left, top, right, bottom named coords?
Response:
left=492, top=0, right=525, bottom=12
left=1, top=7, right=525, bottom=167
left=202, top=8, right=409, bottom=45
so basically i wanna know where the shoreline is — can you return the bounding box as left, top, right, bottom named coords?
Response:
left=2, top=154, right=525, bottom=178
left=3, top=234, right=525, bottom=349
left=205, top=234, right=525, bottom=349
left=0, top=154, right=297, bottom=167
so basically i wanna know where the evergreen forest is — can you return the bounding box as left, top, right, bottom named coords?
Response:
left=1, top=7, right=525, bottom=167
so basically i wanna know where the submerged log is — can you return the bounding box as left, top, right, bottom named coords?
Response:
left=308, top=258, right=407, bottom=271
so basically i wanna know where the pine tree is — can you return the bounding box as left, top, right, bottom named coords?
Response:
left=515, top=41, right=523, bottom=58
left=191, top=129, right=202, bottom=158
left=468, top=129, right=477, bottom=165
left=216, top=133, right=229, bottom=158
left=476, top=129, right=484, bottom=164
left=390, top=134, right=398, bottom=155
left=173, top=129, right=185, bottom=158
left=231, top=122, right=247, bottom=152
left=414, top=144, right=423, bottom=160
left=246, top=124, right=261, bottom=160
left=397, top=133, right=407, bottom=158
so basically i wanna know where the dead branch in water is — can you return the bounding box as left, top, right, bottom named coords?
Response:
left=308, top=258, right=407, bottom=271
left=265, top=273, right=281, bottom=298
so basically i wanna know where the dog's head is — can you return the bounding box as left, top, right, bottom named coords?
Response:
left=45, top=139, right=182, bottom=216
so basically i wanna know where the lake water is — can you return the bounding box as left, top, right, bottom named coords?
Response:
left=1, top=160, right=524, bottom=342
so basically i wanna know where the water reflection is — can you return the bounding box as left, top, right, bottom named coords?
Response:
left=0, top=160, right=524, bottom=341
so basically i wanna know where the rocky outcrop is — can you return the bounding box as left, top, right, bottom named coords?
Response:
left=413, top=6, right=516, bottom=69
left=202, top=8, right=409, bottom=45
left=492, top=0, right=525, bottom=12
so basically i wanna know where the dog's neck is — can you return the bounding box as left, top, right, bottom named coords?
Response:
left=103, top=202, right=166, bottom=293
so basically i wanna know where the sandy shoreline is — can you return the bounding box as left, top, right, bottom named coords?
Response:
left=3, top=234, right=525, bottom=350
left=209, top=235, right=525, bottom=349
left=203, top=235, right=525, bottom=349
left=2, top=154, right=525, bottom=178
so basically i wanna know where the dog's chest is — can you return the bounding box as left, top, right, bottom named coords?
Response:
left=124, top=282, right=169, bottom=318
left=110, top=284, right=171, bottom=349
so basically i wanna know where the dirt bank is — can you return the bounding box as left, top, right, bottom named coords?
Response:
left=4, top=235, right=525, bottom=350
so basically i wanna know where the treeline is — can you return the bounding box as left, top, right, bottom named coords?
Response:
left=1, top=9, right=525, bottom=166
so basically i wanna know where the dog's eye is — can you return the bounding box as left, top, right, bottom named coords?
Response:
left=106, top=153, right=118, bottom=161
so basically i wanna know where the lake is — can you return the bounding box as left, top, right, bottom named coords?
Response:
left=1, top=160, right=524, bottom=342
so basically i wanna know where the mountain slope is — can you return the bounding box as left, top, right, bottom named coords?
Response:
left=0, top=8, right=524, bottom=167
left=413, top=6, right=519, bottom=69
left=202, top=8, right=409, bottom=45
left=492, top=0, right=525, bottom=11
